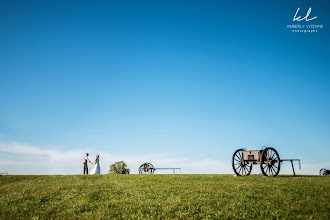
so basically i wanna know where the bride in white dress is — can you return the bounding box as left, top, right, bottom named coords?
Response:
left=89, top=154, right=100, bottom=174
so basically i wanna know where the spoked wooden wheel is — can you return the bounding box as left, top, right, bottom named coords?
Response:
left=138, top=162, right=155, bottom=174
left=232, top=149, right=252, bottom=176
left=260, top=147, right=280, bottom=177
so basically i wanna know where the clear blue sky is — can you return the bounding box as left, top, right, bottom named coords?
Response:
left=0, top=0, right=329, bottom=174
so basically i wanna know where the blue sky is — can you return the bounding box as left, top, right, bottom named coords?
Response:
left=0, top=0, right=329, bottom=174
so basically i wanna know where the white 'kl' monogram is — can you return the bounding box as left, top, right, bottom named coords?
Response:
left=293, top=7, right=317, bottom=21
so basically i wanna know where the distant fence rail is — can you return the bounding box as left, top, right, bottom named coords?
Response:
left=154, top=168, right=181, bottom=174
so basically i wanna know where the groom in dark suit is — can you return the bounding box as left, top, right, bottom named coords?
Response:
left=83, top=153, right=92, bottom=174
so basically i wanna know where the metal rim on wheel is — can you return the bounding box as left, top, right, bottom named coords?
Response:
left=232, top=149, right=252, bottom=176
left=138, top=162, right=155, bottom=174
left=260, top=147, right=280, bottom=177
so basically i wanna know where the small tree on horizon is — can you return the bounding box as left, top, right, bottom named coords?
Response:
left=109, top=161, right=130, bottom=174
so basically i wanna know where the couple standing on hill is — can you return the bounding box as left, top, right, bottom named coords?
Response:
left=83, top=153, right=100, bottom=175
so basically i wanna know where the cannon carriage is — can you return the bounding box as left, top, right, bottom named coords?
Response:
left=232, top=146, right=300, bottom=177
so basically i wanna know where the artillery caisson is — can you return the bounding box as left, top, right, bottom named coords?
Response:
left=232, top=146, right=300, bottom=177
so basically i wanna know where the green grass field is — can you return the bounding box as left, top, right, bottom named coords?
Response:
left=0, top=175, right=329, bottom=219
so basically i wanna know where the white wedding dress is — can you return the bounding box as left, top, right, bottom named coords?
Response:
left=89, top=159, right=100, bottom=174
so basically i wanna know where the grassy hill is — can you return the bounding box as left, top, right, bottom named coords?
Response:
left=0, top=174, right=329, bottom=219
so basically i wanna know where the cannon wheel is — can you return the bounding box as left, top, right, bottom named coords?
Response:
left=260, top=147, right=280, bottom=177
left=232, top=149, right=252, bottom=176
left=138, top=162, right=155, bottom=174
left=319, top=168, right=328, bottom=175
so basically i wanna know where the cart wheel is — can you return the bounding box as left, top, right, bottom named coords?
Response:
left=260, top=147, right=280, bottom=177
left=232, top=149, right=252, bottom=176
left=138, top=162, right=155, bottom=174
left=319, top=168, right=327, bottom=175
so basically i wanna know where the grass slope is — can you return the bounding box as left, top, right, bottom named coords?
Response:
left=0, top=175, right=329, bottom=219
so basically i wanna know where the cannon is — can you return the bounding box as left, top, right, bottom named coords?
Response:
left=139, top=162, right=155, bottom=174
left=319, top=168, right=330, bottom=176
left=232, top=146, right=301, bottom=177
left=138, top=162, right=181, bottom=174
